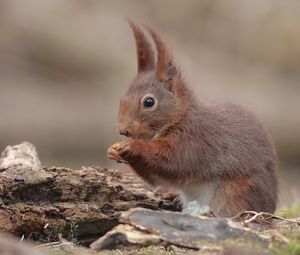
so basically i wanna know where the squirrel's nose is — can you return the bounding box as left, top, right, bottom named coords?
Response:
left=119, top=129, right=131, bottom=137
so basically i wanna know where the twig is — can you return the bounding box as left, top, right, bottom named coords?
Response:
left=35, top=241, right=73, bottom=249
left=232, top=210, right=300, bottom=225
left=19, top=235, right=24, bottom=246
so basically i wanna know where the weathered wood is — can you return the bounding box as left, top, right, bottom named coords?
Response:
left=90, top=208, right=269, bottom=251
left=0, top=141, right=41, bottom=170
left=0, top=142, right=179, bottom=245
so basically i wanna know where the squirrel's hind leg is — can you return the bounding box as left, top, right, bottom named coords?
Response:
left=210, top=177, right=257, bottom=217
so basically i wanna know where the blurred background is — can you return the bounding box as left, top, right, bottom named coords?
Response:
left=0, top=0, right=299, bottom=207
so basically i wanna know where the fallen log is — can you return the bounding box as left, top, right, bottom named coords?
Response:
left=0, top=142, right=179, bottom=245
left=90, top=208, right=269, bottom=251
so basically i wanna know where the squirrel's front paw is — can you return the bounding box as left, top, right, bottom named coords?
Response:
left=107, top=141, right=130, bottom=163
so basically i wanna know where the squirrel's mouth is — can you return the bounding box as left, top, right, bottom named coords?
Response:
left=119, top=122, right=162, bottom=140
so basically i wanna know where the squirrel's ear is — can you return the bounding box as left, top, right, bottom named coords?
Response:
left=144, top=24, right=178, bottom=81
left=128, top=20, right=155, bottom=73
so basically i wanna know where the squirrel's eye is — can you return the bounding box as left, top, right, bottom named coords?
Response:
left=143, top=97, right=155, bottom=108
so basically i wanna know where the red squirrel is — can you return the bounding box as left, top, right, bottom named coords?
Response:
left=108, top=21, right=278, bottom=217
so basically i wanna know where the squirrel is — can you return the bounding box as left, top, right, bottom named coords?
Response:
left=108, top=21, right=278, bottom=217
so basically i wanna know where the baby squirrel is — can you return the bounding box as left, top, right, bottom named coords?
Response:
left=108, top=21, right=278, bottom=217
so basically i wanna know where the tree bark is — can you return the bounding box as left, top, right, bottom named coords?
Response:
left=0, top=142, right=179, bottom=245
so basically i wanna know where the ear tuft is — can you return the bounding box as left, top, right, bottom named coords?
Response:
left=128, top=19, right=155, bottom=73
left=143, top=24, right=178, bottom=81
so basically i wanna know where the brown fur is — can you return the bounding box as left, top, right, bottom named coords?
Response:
left=128, top=20, right=155, bottom=72
left=108, top=22, right=278, bottom=217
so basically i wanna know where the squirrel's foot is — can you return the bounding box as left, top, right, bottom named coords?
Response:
left=154, top=187, right=180, bottom=202
left=107, top=141, right=130, bottom=163
left=162, top=191, right=181, bottom=202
